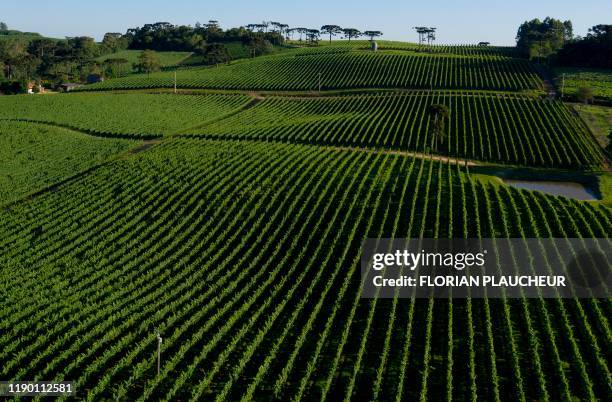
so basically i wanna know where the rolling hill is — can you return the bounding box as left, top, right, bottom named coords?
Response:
left=0, top=36, right=609, bottom=401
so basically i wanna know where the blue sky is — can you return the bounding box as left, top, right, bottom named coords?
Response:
left=3, top=0, right=610, bottom=45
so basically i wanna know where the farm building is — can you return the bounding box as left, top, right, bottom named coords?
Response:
left=26, top=81, right=45, bottom=94
left=87, top=74, right=105, bottom=84
left=59, top=83, right=82, bottom=92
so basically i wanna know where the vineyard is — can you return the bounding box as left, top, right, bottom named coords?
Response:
left=0, top=139, right=610, bottom=401
left=77, top=50, right=543, bottom=92
left=0, top=121, right=134, bottom=204
left=357, top=40, right=521, bottom=57
left=286, top=40, right=520, bottom=57
left=192, top=92, right=604, bottom=168
left=0, top=91, right=600, bottom=168
left=0, top=93, right=251, bottom=138
left=1, top=31, right=611, bottom=401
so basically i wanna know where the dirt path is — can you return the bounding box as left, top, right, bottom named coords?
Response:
left=323, top=145, right=479, bottom=166
left=535, top=65, right=557, bottom=98
left=122, top=139, right=163, bottom=157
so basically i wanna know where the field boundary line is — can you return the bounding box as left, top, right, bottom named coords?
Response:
left=565, top=104, right=612, bottom=170
left=0, top=118, right=160, bottom=140
left=174, top=95, right=265, bottom=135
left=75, top=86, right=546, bottom=98
left=1, top=162, right=109, bottom=211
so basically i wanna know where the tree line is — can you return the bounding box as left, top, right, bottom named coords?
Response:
left=516, top=17, right=611, bottom=68
left=0, top=20, right=283, bottom=93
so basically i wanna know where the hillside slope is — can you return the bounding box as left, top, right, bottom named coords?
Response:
left=79, top=48, right=543, bottom=92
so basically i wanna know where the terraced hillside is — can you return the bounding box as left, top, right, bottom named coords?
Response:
left=78, top=49, right=543, bottom=92
left=0, top=139, right=610, bottom=401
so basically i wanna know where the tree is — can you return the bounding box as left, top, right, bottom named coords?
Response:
left=342, top=28, right=361, bottom=42
left=576, top=86, right=594, bottom=104
left=126, top=22, right=203, bottom=51
left=321, top=25, right=342, bottom=43
left=295, top=28, right=308, bottom=42
left=0, top=22, right=7, bottom=32
left=279, top=24, right=289, bottom=40
left=269, top=22, right=281, bottom=33
left=363, top=31, right=383, bottom=41
left=427, top=104, right=450, bottom=152
left=556, top=24, right=612, bottom=68
left=414, top=27, right=436, bottom=46
left=102, top=33, right=129, bottom=54
left=102, top=57, right=130, bottom=78
left=9, top=54, right=40, bottom=80
left=0, top=39, right=28, bottom=79
left=267, top=22, right=286, bottom=45
left=246, top=36, right=272, bottom=57
left=66, top=36, right=99, bottom=64
left=133, top=50, right=161, bottom=76
left=205, top=20, right=221, bottom=31
left=28, top=38, right=57, bottom=58
left=516, top=17, right=572, bottom=59
left=199, top=43, right=231, bottom=66
left=306, top=29, right=320, bottom=45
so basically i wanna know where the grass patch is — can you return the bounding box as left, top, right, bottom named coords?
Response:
left=570, top=103, right=612, bottom=148
left=96, top=50, right=193, bottom=68
left=554, top=67, right=612, bottom=102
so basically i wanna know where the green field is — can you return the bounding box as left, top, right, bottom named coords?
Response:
left=555, top=67, right=612, bottom=101
left=0, top=93, right=251, bottom=138
left=0, top=121, right=134, bottom=204
left=95, top=50, right=193, bottom=68
left=1, top=138, right=610, bottom=400
left=1, top=34, right=610, bottom=401
left=571, top=103, right=612, bottom=148
left=1, top=91, right=600, bottom=168
left=79, top=49, right=543, bottom=92
left=193, top=92, right=603, bottom=168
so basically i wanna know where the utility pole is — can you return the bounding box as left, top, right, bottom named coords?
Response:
left=156, top=332, right=163, bottom=376
left=561, top=73, right=565, bottom=99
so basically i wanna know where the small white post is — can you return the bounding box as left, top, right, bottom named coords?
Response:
left=561, top=73, right=565, bottom=99
left=174, top=70, right=177, bottom=94
left=318, top=72, right=322, bottom=93
left=156, top=332, right=162, bottom=376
